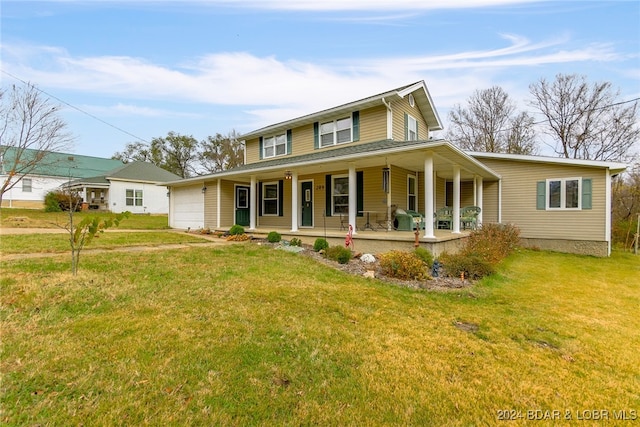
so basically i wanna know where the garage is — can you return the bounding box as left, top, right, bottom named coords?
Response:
left=169, top=184, right=204, bottom=230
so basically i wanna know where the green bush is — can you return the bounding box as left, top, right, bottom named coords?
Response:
left=414, top=247, right=434, bottom=268
left=379, top=250, right=429, bottom=281
left=267, top=231, right=282, bottom=243
left=43, top=190, right=81, bottom=212
left=462, top=223, right=520, bottom=265
left=44, top=191, right=63, bottom=212
left=325, top=245, right=353, bottom=264
left=439, top=253, right=495, bottom=280
left=289, top=237, right=303, bottom=247
left=228, top=224, right=245, bottom=236
left=313, top=238, right=329, bottom=252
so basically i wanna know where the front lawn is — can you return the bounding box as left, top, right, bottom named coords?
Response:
left=0, top=208, right=169, bottom=230
left=1, top=246, right=638, bottom=425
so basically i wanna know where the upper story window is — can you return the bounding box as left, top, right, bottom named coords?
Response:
left=321, top=117, right=352, bottom=147
left=263, top=133, right=287, bottom=159
left=22, top=178, right=32, bottom=192
left=407, top=115, right=418, bottom=141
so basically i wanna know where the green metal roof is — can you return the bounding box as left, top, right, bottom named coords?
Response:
left=68, top=161, right=182, bottom=186
left=1, top=146, right=124, bottom=179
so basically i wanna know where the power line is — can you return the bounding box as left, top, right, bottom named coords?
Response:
left=1, top=69, right=151, bottom=144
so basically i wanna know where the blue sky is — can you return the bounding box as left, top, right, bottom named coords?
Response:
left=1, top=0, right=639, bottom=159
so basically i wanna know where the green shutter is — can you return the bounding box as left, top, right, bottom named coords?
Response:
left=536, top=181, right=546, bottom=210
left=404, top=113, right=408, bottom=140
left=325, top=174, right=332, bottom=216
left=278, top=180, right=284, bottom=216
left=352, top=111, right=360, bottom=142
left=259, top=137, right=263, bottom=160
left=416, top=121, right=419, bottom=140
left=582, top=178, right=592, bottom=210
left=357, top=171, right=363, bottom=217
left=286, top=129, right=292, bottom=155
left=314, top=122, right=320, bottom=149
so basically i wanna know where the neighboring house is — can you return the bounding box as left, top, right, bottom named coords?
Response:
left=64, top=161, right=181, bottom=214
left=1, top=147, right=124, bottom=209
left=163, top=81, right=627, bottom=256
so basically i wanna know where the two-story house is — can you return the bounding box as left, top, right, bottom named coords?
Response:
left=164, top=81, right=626, bottom=256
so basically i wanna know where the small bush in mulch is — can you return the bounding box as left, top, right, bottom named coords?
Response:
left=267, top=231, right=282, bottom=243
left=438, top=252, right=495, bottom=280
left=289, top=237, right=303, bottom=247
left=324, top=245, right=353, bottom=264
left=462, top=223, right=520, bottom=265
left=378, top=250, right=430, bottom=281
left=414, top=247, right=434, bottom=269
left=228, top=224, right=245, bottom=236
left=313, top=238, right=329, bottom=252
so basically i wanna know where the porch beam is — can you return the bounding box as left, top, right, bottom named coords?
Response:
left=348, top=164, right=357, bottom=234
left=249, top=175, right=256, bottom=230
left=290, top=172, right=298, bottom=232
left=452, top=165, right=461, bottom=234
left=423, top=152, right=435, bottom=238
left=216, top=179, right=221, bottom=229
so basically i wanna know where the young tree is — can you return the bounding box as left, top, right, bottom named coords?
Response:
left=529, top=73, right=639, bottom=161
left=0, top=83, right=73, bottom=205
left=447, top=86, right=537, bottom=154
left=199, top=130, right=245, bottom=173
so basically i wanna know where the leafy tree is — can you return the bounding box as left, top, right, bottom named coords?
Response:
left=199, top=130, right=244, bottom=173
left=447, top=86, right=537, bottom=154
left=149, top=132, right=199, bottom=178
left=612, top=164, right=640, bottom=250
left=529, top=73, right=639, bottom=161
left=112, top=141, right=153, bottom=163
left=0, top=83, right=73, bottom=205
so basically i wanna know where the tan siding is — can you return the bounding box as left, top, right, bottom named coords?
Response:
left=245, top=137, right=260, bottom=164
left=360, top=105, right=388, bottom=142
left=392, top=97, right=430, bottom=141
left=203, top=180, right=236, bottom=229
left=480, top=158, right=607, bottom=241
left=481, top=181, right=499, bottom=224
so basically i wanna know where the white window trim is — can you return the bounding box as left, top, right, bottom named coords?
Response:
left=22, top=178, right=32, bottom=193
left=263, top=133, right=287, bottom=159
left=126, top=189, right=143, bottom=207
left=331, top=174, right=349, bottom=216
left=546, top=177, right=582, bottom=210
left=320, top=116, right=353, bottom=148
left=262, top=181, right=279, bottom=216
left=407, top=115, right=418, bottom=141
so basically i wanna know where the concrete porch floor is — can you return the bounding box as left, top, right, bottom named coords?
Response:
left=241, top=226, right=471, bottom=256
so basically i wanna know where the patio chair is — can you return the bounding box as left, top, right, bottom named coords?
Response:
left=460, top=206, right=481, bottom=230
left=435, top=206, right=453, bottom=230
left=394, top=209, right=425, bottom=231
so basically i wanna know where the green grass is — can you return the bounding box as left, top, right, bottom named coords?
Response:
left=1, top=245, right=639, bottom=425
left=0, top=207, right=169, bottom=230
left=0, top=232, right=207, bottom=254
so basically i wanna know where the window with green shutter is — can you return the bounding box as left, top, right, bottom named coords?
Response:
left=537, top=178, right=591, bottom=210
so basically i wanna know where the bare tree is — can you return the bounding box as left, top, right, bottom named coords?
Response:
left=529, top=73, right=639, bottom=161
left=0, top=83, right=73, bottom=205
left=200, top=130, right=245, bottom=173
left=447, top=86, right=537, bottom=154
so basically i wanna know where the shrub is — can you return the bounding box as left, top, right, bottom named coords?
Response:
left=414, top=247, right=434, bottom=268
left=44, top=191, right=63, bottom=212
left=267, top=231, right=282, bottom=243
left=439, top=252, right=495, bottom=280
left=379, top=250, right=429, bottom=281
left=462, top=223, right=520, bottom=265
left=325, top=245, right=353, bottom=264
left=289, top=237, right=303, bottom=247
left=313, top=238, right=329, bottom=252
left=228, top=224, right=245, bottom=235
left=44, top=190, right=81, bottom=212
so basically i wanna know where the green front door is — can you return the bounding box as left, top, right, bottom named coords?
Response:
left=301, top=181, right=313, bottom=227
left=235, top=186, right=250, bottom=226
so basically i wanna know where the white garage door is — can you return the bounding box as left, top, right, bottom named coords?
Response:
left=170, top=185, right=204, bottom=230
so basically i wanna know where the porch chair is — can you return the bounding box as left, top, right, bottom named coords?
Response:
left=435, top=206, right=453, bottom=230
left=460, top=206, right=481, bottom=230
left=340, top=212, right=349, bottom=231
left=394, top=209, right=425, bottom=231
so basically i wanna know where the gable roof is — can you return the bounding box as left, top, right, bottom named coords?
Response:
left=1, top=146, right=124, bottom=179
left=68, top=161, right=182, bottom=186
left=239, top=80, right=443, bottom=140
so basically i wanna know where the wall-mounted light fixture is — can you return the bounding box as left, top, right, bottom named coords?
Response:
left=284, top=171, right=292, bottom=180
left=201, top=185, right=207, bottom=193
left=382, top=167, right=390, bottom=193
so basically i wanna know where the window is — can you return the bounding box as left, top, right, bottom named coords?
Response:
left=262, top=182, right=279, bottom=215
left=263, top=133, right=287, bottom=158
left=407, top=175, right=417, bottom=211
left=126, top=189, right=143, bottom=206
left=407, top=115, right=418, bottom=141
left=320, top=117, right=352, bottom=147
left=537, top=178, right=589, bottom=210
left=332, top=175, right=349, bottom=214
left=22, top=178, right=32, bottom=192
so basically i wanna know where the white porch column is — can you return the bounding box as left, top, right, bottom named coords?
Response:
left=452, top=165, right=461, bottom=234
left=348, top=164, right=357, bottom=234
left=290, top=172, right=299, bottom=232
left=216, top=179, right=221, bottom=229
left=249, top=175, right=257, bottom=230
left=423, top=152, right=435, bottom=238
left=476, top=176, right=483, bottom=226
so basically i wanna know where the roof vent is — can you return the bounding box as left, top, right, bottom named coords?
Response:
left=408, top=94, right=415, bottom=107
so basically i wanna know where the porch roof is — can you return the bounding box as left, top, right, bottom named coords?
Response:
left=164, top=138, right=501, bottom=187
